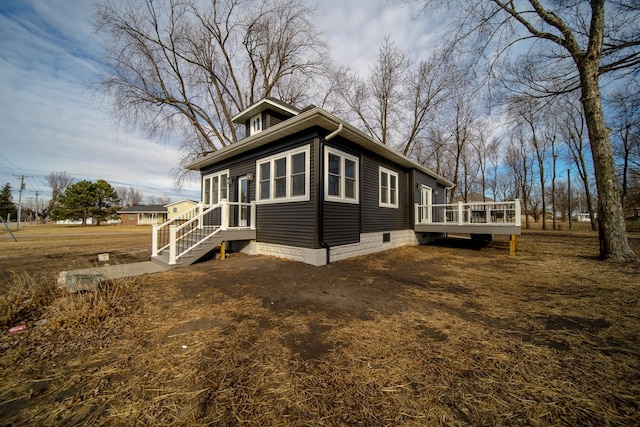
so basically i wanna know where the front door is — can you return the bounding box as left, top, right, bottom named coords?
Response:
left=420, top=185, right=432, bottom=223
left=238, top=176, right=249, bottom=227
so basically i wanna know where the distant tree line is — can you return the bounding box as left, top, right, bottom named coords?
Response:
left=0, top=172, right=176, bottom=226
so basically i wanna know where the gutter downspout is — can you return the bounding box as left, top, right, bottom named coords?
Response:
left=445, top=184, right=456, bottom=204
left=319, top=123, right=344, bottom=265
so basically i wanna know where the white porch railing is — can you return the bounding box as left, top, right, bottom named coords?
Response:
left=152, top=199, right=256, bottom=265
left=415, top=200, right=521, bottom=227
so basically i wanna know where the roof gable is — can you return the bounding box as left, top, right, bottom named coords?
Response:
left=165, top=199, right=198, bottom=208
left=118, top=204, right=167, bottom=213
left=232, top=97, right=300, bottom=124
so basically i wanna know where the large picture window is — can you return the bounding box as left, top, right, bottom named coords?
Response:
left=203, top=170, right=229, bottom=205
left=324, top=147, right=359, bottom=204
left=379, top=167, right=398, bottom=208
left=256, top=145, right=310, bottom=203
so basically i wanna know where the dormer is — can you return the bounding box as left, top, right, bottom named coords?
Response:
left=232, top=97, right=300, bottom=138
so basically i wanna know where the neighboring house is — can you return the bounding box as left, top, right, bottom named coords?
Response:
left=118, top=205, right=167, bottom=226
left=166, top=200, right=199, bottom=220
left=152, top=98, right=520, bottom=267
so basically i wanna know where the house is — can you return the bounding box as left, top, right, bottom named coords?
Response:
left=151, top=98, right=520, bottom=267
left=118, top=205, right=167, bottom=225
left=165, top=200, right=199, bottom=220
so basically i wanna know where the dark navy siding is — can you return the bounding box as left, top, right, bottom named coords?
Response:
left=361, top=154, right=409, bottom=233
left=320, top=137, right=362, bottom=246
left=322, top=202, right=360, bottom=246
left=256, top=201, right=315, bottom=247
left=201, top=130, right=319, bottom=248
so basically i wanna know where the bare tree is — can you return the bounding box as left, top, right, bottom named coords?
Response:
left=147, top=195, right=173, bottom=205
left=45, top=171, right=74, bottom=214
left=420, top=0, right=638, bottom=260
left=332, top=38, right=456, bottom=156
left=446, top=89, right=480, bottom=202
left=401, top=47, right=457, bottom=157
left=557, top=95, right=598, bottom=231
left=332, top=37, right=410, bottom=146
left=505, top=129, right=533, bottom=228
left=606, top=82, right=640, bottom=210
left=485, top=138, right=506, bottom=201
left=95, top=0, right=327, bottom=166
left=508, top=95, right=551, bottom=229
left=116, top=186, right=143, bottom=207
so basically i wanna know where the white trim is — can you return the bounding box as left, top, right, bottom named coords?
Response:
left=419, top=185, right=432, bottom=223
left=202, top=169, right=230, bottom=205
left=256, top=145, right=310, bottom=204
left=250, top=113, right=262, bottom=136
left=237, top=176, right=250, bottom=227
left=379, top=166, right=398, bottom=208
left=232, top=98, right=300, bottom=123
left=324, top=146, right=359, bottom=204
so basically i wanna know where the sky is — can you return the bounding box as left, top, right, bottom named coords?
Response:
left=0, top=0, right=444, bottom=208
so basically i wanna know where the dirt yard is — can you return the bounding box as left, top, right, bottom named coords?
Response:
left=1, top=224, right=639, bottom=426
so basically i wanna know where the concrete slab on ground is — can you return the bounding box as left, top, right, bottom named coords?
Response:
left=58, top=261, right=171, bottom=292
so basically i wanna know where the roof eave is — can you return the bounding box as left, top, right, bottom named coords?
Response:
left=188, top=108, right=454, bottom=187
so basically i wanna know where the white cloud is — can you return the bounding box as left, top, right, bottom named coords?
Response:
left=0, top=0, right=199, bottom=203
left=310, top=0, right=445, bottom=74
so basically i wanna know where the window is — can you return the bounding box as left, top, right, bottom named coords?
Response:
left=172, top=207, right=178, bottom=213
left=379, top=167, right=398, bottom=208
left=256, top=145, right=310, bottom=203
left=203, top=170, right=229, bottom=205
left=250, top=113, right=262, bottom=136
left=324, top=147, right=359, bottom=203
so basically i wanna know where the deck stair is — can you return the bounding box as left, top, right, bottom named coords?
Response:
left=151, top=200, right=256, bottom=267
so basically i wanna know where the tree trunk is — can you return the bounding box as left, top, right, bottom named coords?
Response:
left=579, top=65, right=635, bottom=260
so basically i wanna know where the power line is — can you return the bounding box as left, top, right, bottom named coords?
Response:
left=0, top=153, right=23, bottom=174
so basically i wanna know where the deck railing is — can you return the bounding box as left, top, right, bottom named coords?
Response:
left=415, top=200, right=521, bottom=227
left=152, top=200, right=256, bottom=265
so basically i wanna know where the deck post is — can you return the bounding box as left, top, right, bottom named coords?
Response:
left=414, top=203, right=419, bottom=225
left=169, top=224, right=177, bottom=265
left=458, top=201, right=464, bottom=225
left=515, top=199, right=521, bottom=226
left=152, top=225, right=158, bottom=257
left=510, top=234, right=517, bottom=256
left=220, top=241, right=226, bottom=260
left=221, top=199, right=229, bottom=231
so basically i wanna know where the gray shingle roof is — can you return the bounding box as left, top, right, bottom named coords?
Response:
left=117, top=205, right=167, bottom=214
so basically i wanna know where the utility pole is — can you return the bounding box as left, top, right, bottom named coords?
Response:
left=568, top=169, right=572, bottom=231
left=35, top=191, right=40, bottom=226
left=16, top=175, right=25, bottom=231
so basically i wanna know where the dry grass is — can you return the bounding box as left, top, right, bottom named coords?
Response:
left=0, top=225, right=639, bottom=425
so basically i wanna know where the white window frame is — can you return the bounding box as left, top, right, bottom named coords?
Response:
left=202, top=169, right=229, bottom=206
left=256, top=145, right=310, bottom=204
left=324, top=147, right=359, bottom=204
left=379, top=166, right=399, bottom=208
left=250, top=113, right=262, bottom=136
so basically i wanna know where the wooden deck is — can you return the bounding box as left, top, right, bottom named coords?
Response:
left=415, top=200, right=521, bottom=236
